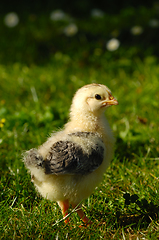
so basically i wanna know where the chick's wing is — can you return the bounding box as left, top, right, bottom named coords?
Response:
left=44, top=137, right=104, bottom=175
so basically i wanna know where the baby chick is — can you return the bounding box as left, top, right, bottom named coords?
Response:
left=24, top=83, right=118, bottom=225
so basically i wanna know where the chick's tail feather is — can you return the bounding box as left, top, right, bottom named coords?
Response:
left=23, top=148, right=44, bottom=169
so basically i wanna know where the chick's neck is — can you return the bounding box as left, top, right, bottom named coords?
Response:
left=65, top=110, right=108, bottom=136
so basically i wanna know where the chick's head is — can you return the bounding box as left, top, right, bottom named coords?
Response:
left=70, top=83, right=118, bottom=118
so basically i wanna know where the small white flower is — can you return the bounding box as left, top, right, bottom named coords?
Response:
left=50, top=10, right=67, bottom=21
left=91, top=9, right=104, bottom=18
left=4, top=12, right=19, bottom=27
left=130, top=26, right=143, bottom=35
left=63, top=23, right=78, bottom=37
left=106, top=38, right=120, bottom=51
left=149, top=19, right=159, bottom=28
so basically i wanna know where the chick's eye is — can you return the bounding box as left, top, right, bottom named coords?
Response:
left=95, top=94, right=102, bottom=100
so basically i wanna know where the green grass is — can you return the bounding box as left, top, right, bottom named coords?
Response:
left=0, top=57, right=159, bottom=239
left=0, top=6, right=159, bottom=239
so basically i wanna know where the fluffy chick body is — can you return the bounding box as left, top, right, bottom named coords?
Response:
left=24, top=83, right=118, bottom=223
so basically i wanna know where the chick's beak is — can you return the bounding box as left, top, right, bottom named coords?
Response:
left=102, top=97, right=118, bottom=107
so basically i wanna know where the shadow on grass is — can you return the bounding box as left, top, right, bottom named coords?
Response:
left=93, top=193, right=159, bottom=229
left=118, top=193, right=159, bottom=228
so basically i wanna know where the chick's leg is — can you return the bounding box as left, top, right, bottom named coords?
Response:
left=72, top=204, right=92, bottom=224
left=58, top=200, right=70, bottom=223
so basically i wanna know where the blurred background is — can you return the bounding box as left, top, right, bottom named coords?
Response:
left=0, top=0, right=153, bottom=15
left=1, top=0, right=159, bottom=65
left=1, top=2, right=159, bottom=238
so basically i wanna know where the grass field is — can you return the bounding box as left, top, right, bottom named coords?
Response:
left=0, top=6, right=159, bottom=239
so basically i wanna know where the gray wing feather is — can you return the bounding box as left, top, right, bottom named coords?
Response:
left=23, top=148, right=44, bottom=169
left=44, top=138, right=104, bottom=175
